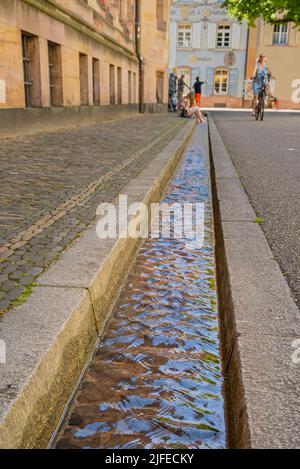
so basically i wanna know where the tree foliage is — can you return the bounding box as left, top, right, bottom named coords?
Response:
left=223, top=0, right=300, bottom=26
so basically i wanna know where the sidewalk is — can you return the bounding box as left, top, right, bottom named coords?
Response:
left=211, top=111, right=300, bottom=309
left=0, top=115, right=186, bottom=313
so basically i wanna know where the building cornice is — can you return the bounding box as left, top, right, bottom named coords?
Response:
left=21, top=0, right=139, bottom=63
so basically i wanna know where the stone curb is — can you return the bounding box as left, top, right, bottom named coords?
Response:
left=208, top=115, right=300, bottom=449
left=0, top=119, right=195, bottom=449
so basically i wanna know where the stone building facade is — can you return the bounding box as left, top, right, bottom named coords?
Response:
left=245, top=19, right=300, bottom=109
left=0, top=0, right=170, bottom=134
left=169, top=0, right=248, bottom=108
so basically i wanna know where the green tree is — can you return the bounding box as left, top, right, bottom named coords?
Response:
left=223, top=0, right=300, bottom=26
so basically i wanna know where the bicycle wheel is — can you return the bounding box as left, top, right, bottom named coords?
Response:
left=260, top=94, right=265, bottom=121
left=255, top=100, right=260, bottom=120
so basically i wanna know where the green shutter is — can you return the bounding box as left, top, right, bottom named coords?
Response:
left=229, top=68, right=239, bottom=96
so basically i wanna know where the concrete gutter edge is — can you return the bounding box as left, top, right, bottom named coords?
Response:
left=208, top=115, right=300, bottom=449
left=0, top=119, right=195, bottom=449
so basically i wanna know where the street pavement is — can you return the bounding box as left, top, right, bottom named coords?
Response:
left=212, top=111, right=300, bottom=308
left=0, top=115, right=186, bottom=313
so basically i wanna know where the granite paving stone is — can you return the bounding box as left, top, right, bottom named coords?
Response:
left=0, top=115, right=185, bottom=312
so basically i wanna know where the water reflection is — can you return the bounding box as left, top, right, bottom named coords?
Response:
left=55, top=127, right=225, bottom=449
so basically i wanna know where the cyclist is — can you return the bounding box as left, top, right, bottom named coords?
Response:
left=251, top=54, right=271, bottom=116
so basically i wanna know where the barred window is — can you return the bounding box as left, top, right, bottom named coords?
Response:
left=22, top=33, right=42, bottom=107
left=48, top=41, right=63, bottom=106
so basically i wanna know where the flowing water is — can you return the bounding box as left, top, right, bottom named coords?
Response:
left=54, top=126, right=226, bottom=449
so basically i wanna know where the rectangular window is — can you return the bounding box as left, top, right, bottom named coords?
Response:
left=128, top=71, right=132, bottom=104
left=92, top=58, right=100, bottom=105
left=157, top=0, right=166, bottom=32
left=22, top=33, right=42, bottom=107
left=217, top=24, right=231, bottom=48
left=109, top=64, right=115, bottom=105
left=273, top=23, right=288, bottom=45
left=177, top=24, right=192, bottom=48
left=48, top=41, right=63, bottom=107
left=133, top=72, right=137, bottom=103
left=79, top=53, right=89, bottom=106
left=22, top=33, right=32, bottom=107
left=156, top=71, right=164, bottom=103
left=119, top=0, right=125, bottom=21
left=117, top=67, right=122, bottom=105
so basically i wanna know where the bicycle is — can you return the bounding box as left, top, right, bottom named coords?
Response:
left=253, top=74, right=272, bottom=122
left=255, top=81, right=266, bottom=121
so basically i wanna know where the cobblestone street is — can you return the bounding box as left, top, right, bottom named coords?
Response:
left=0, top=115, right=186, bottom=312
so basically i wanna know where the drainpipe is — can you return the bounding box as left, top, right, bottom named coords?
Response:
left=135, top=0, right=145, bottom=113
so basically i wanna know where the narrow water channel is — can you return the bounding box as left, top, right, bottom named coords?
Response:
left=54, top=127, right=226, bottom=449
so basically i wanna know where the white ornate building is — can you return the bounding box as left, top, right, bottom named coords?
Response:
left=169, top=0, right=248, bottom=107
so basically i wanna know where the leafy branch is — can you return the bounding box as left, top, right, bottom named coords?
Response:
left=222, top=0, right=300, bottom=26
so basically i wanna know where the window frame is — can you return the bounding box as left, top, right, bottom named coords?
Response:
left=48, top=41, right=63, bottom=107
left=92, top=57, right=100, bottom=105
left=133, top=72, right=137, bottom=103
left=157, top=0, right=167, bottom=32
left=156, top=71, right=164, bottom=104
left=117, top=66, right=122, bottom=105
left=79, top=53, right=89, bottom=106
left=128, top=70, right=132, bottom=104
left=273, top=23, right=289, bottom=45
left=22, top=33, right=32, bottom=107
left=177, top=23, right=192, bottom=49
left=109, top=64, right=116, bottom=105
left=48, top=43, right=55, bottom=106
left=214, top=68, right=229, bottom=96
left=216, top=24, right=232, bottom=49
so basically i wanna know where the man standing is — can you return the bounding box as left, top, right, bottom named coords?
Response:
left=168, top=73, right=177, bottom=111
left=193, top=77, right=207, bottom=107
left=177, top=75, right=190, bottom=105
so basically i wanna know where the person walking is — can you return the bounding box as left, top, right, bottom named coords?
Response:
left=193, top=77, right=207, bottom=107
left=177, top=75, right=190, bottom=105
